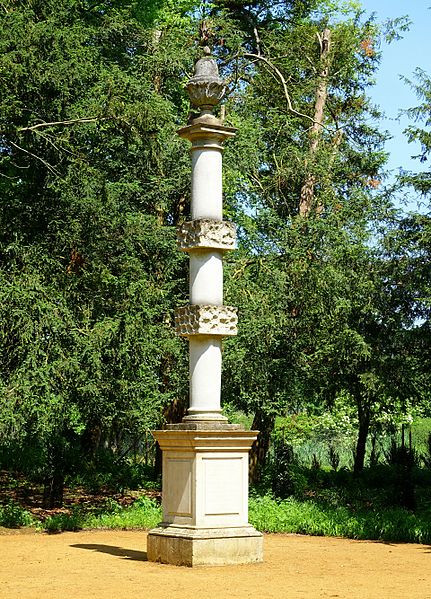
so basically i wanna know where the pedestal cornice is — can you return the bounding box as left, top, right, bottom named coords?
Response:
left=152, top=429, right=259, bottom=452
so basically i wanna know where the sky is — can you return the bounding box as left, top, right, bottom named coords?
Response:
left=358, top=0, right=430, bottom=193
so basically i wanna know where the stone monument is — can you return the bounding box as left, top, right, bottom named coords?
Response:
left=147, top=48, right=263, bottom=567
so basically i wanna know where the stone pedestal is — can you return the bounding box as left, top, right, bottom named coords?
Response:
left=147, top=427, right=263, bottom=566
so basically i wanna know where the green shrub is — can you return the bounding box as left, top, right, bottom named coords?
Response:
left=44, top=512, right=82, bottom=533
left=412, top=419, right=431, bottom=455
left=248, top=494, right=431, bottom=543
left=0, top=501, right=35, bottom=528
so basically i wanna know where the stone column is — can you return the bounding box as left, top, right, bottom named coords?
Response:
left=147, top=48, right=263, bottom=567
left=176, top=117, right=237, bottom=421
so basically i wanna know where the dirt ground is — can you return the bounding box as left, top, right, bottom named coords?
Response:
left=1, top=529, right=430, bottom=599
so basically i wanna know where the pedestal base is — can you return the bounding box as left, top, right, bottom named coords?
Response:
left=147, top=426, right=262, bottom=567
left=147, top=525, right=263, bottom=567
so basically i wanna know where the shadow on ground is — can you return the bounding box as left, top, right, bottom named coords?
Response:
left=71, top=543, right=148, bottom=561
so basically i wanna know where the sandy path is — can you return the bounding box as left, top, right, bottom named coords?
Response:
left=0, top=529, right=430, bottom=599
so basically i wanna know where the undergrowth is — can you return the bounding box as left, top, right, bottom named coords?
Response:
left=0, top=501, right=36, bottom=528
left=3, top=491, right=430, bottom=546
left=248, top=495, right=431, bottom=544
left=41, top=496, right=162, bottom=533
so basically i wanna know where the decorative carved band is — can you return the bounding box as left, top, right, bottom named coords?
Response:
left=175, top=305, right=238, bottom=337
left=177, top=219, right=236, bottom=251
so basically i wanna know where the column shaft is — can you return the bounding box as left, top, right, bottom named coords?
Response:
left=189, top=251, right=223, bottom=305
left=189, top=336, right=222, bottom=418
left=191, top=147, right=223, bottom=220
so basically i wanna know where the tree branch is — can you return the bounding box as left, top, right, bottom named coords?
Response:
left=9, top=140, right=61, bottom=176
left=19, top=117, right=106, bottom=132
left=243, top=52, right=333, bottom=130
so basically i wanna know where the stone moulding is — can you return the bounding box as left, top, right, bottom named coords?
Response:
left=175, top=305, right=238, bottom=337
left=177, top=122, right=237, bottom=145
left=177, top=219, right=236, bottom=251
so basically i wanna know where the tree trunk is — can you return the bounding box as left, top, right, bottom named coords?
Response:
left=163, top=397, right=187, bottom=424
left=80, top=421, right=102, bottom=457
left=249, top=410, right=275, bottom=484
left=42, top=439, right=66, bottom=508
left=43, top=471, right=64, bottom=509
left=353, top=406, right=370, bottom=473
left=299, top=28, right=331, bottom=216
left=154, top=442, right=163, bottom=479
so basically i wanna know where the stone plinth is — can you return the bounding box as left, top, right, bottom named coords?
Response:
left=146, top=428, right=263, bottom=566
left=147, top=525, right=263, bottom=567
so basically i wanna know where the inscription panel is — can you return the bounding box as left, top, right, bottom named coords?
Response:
left=164, top=458, right=192, bottom=518
left=203, top=457, right=242, bottom=516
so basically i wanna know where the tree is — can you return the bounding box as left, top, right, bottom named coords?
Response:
left=214, top=0, right=393, bottom=478
left=0, top=0, right=197, bottom=504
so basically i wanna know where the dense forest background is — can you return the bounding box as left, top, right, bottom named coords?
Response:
left=0, top=0, right=430, bottom=517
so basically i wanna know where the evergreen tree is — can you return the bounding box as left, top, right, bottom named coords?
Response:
left=213, top=0, right=398, bottom=476
left=0, top=0, right=196, bottom=504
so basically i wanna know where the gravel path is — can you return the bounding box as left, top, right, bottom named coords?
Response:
left=1, top=529, right=430, bottom=598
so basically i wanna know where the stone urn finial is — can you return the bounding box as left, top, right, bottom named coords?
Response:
left=186, top=47, right=225, bottom=118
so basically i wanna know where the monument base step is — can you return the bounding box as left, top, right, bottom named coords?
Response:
left=147, top=525, right=263, bottom=567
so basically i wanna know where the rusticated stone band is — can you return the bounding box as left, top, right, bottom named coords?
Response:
left=175, top=305, right=238, bottom=337
left=177, top=219, right=236, bottom=251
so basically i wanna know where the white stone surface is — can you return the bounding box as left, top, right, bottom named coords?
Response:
left=153, top=430, right=258, bottom=528
left=189, top=251, right=223, bottom=305
left=147, top=57, right=263, bottom=568
left=191, top=147, right=223, bottom=220
left=147, top=430, right=263, bottom=565
left=189, top=336, right=222, bottom=420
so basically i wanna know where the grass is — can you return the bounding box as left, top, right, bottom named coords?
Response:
left=82, top=496, right=161, bottom=530
left=249, top=495, right=431, bottom=544
left=1, top=484, right=430, bottom=545
left=38, top=493, right=431, bottom=544
left=41, top=496, right=162, bottom=533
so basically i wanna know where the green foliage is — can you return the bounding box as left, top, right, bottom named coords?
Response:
left=0, top=0, right=197, bottom=495
left=249, top=495, right=431, bottom=543
left=0, top=0, right=429, bottom=506
left=0, top=501, right=35, bottom=528
left=38, top=494, right=161, bottom=532
left=66, top=456, right=160, bottom=494
left=44, top=511, right=82, bottom=533
left=78, top=495, right=161, bottom=530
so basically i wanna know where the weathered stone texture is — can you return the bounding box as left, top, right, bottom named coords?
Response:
left=177, top=219, right=236, bottom=251
left=175, top=305, right=237, bottom=337
left=186, top=54, right=225, bottom=111
left=147, top=527, right=263, bottom=567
